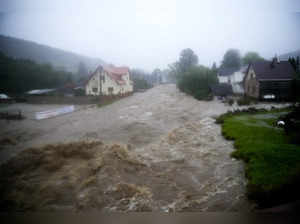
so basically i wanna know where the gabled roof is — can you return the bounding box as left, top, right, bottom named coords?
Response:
left=250, top=61, right=296, bottom=80
left=103, top=66, right=129, bottom=75
left=103, top=66, right=129, bottom=85
left=86, top=65, right=130, bottom=86
left=218, top=67, right=239, bottom=77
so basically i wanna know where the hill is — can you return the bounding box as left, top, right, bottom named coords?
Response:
left=0, top=52, right=73, bottom=94
left=0, top=35, right=105, bottom=73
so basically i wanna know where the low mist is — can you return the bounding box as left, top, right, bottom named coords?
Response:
left=0, top=0, right=299, bottom=71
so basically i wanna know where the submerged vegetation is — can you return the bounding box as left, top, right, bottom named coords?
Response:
left=219, top=107, right=300, bottom=208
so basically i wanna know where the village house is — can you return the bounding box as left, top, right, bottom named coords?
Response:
left=244, top=58, right=296, bottom=100
left=218, top=66, right=248, bottom=94
left=218, top=67, right=237, bottom=84
left=85, top=66, right=133, bottom=96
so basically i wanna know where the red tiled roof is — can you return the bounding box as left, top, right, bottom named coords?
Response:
left=85, top=66, right=130, bottom=87
left=103, top=66, right=129, bottom=75
left=104, top=66, right=129, bottom=86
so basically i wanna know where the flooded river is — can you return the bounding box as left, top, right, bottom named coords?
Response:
left=2, top=84, right=288, bottom=211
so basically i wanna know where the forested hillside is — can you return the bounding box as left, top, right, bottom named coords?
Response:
left=0, top=35, right=105, bottom=73
left=0, top=52, right=72, bottom=94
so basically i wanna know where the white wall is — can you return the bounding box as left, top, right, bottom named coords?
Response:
left=229, top=71, right=245, bottom=94
left=218, top=76, right=229, bottom=83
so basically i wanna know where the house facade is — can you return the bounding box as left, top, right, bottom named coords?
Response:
left=218, top=67, right=237, bottom=84
left=86, top=66, right=133, bottom=96
left=229, top=66, right=248, bottom=94
left=244, top=59, right=295, bottom=100
left=218, top=66, right=247, bottom=94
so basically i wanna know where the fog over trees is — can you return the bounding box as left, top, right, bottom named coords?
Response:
left=0, top=0, right=299, bottom=71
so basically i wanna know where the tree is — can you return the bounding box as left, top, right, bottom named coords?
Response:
left=289, top=57, right=297, bottom=71
left=243, top=52, right=264, bottom=65
left=130, top=68, right=152, bottom=91
left=221, top=49, right=242, bottom=69
left=178, top=48, right=198, bottom=73
left=168, top=62, right=181, bottom=82
left=211, top=62, right=218, bottom=73
left=151, top=68, right=162, bottom=84
left=177, top=65, right=218, bottom=100
left=0, top=52, right=73, bottom=94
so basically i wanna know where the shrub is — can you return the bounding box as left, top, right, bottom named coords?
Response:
left=237, top=97, right=252, bottom=106
left=177, top=66, right=218, bottom=101
left=133, top=78, right=152, bottom=91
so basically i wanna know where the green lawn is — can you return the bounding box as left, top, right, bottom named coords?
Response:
left=220, top=110, right=300, bottom=208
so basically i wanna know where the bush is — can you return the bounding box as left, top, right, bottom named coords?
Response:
left=237, top=97, right=253, bottom=106
left=177, top=66, right=218, bottom=101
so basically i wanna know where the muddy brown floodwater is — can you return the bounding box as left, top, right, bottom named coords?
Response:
left=0, top=84, right=289, bottom=211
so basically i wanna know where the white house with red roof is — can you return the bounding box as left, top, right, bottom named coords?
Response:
left=85, top=65, right=133, bottom=96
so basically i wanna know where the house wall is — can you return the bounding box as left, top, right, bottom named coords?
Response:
left=86, top=70, right=133, bottom=96
left=244, top=67, right=260, bottom=98
left=86, top=71, right=100, bottom=96
left=218, top=76, right=229, bottom=83
left=229, top=71, right=245, bottom=94
left=232, top=83, right=244, bottom=94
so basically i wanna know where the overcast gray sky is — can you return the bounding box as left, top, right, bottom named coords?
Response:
left=0, top=0, right=300, bottom=71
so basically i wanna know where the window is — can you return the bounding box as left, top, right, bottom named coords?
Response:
left=92, top=88, right=98, bottom=93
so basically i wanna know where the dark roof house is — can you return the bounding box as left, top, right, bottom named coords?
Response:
left=246, top=60, right=295, bottom=80
left=244, top=58, right=296, bottom=100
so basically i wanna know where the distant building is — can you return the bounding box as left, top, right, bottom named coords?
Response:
left=218, top=66, right=247, bottom=94
left=244, top=58, right=296, bottom=100
left=85, top=66, right=133, bottom=96
left=218, top=67, right=238, bottom=84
